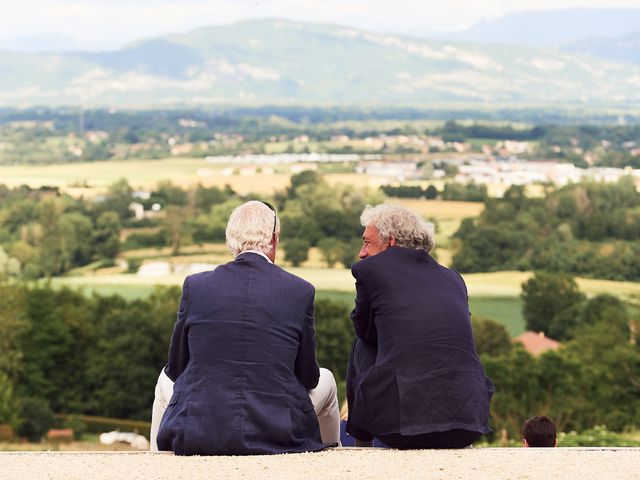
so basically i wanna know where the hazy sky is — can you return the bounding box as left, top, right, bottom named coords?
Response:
left=3, top=0, right=640, bottom=49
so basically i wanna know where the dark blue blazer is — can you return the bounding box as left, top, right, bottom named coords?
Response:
left=157, top=253, right=324, bottom=455
left=348, top=247, right=494, bottom=437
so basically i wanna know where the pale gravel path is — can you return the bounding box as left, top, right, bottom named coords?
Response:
left=1, top=448, right=639, bottom=480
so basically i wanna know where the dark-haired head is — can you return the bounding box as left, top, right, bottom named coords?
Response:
left=522, top=416, right=557, bottom=447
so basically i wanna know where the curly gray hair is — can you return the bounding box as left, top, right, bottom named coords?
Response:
left=360, top=203, right=435, bottom=253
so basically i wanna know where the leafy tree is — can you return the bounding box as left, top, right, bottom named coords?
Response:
left=15, top=397, right=54, bottom=442
left=162, top=205, right=192, bottom=255
left=0, top=246, right=20, bottom=277
left=93, top=211, right=121, bottom=259
left=288, top=170, right=322, bottom=198
left=0, top=373, right=17, bottom=424
left=86, top=298, right=167, bottom=419
left=155, top=180, right=188, bottom=207
left=425, top=184, right=438, bottom=200
left=283, top=238, right=309, bottom=267
left=338, top=238, right=361, bottom=269
left=18, top=287, right=73, bottom=410
left=521, top=272, right=586, bottom=340
left=0, top=282, right=29, bottom=382
left=281, top=211, right=323, bottom=246
left=36, top=198, right=72, bottom=276
left=317, top=237, right=343, bottom=268
left=98, top=179, right=134, bottom=221
left=579, top=294, right=629, bottom=331
left=60, top=212, right=93, bottom=265
left=207, top=199, right=243, bottom=241
left=314, top=298, right=354, bottom=399
left=53, top=288, right=97, bottom=412
left=471, top=315, right=512, bottom=357
left=564, top=322, right=640, bottom=431
left=195, top=185, right=226, bottom=212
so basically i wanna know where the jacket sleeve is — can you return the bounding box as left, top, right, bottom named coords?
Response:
left=294, top=288, right=320, bottom=390
left=164, top=276, right=190, bottom=382
left=350, top=266, right=378, bottom=346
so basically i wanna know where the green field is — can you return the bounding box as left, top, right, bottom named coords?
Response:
left=49, top=277, right=526, bottom=335
left=50, top=265, right=640, bottom=338
left=315, top=291, right=525, bottom=335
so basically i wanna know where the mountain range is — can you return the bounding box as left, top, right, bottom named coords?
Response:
left=419, top=8, right=640, bottom=46
left=0, top=15, right=639, bottom=108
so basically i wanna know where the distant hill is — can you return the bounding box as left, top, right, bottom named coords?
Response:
left=561, top=32, right=640, bottom=65
left=0, top=18, right=639, bottom=107
left=423, top=8, right=640, bottom=46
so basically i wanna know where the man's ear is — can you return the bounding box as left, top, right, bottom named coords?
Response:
left=523, top=439, right=529, bottom=448
left=388, top=236, right=396, bottom=246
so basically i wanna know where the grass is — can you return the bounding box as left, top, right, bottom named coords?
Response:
left=50, top=265, right=640, bottom=338
left=463, top=271, right=640, bottom=300
left=315, top=291, right=525, bottom=335
left=470, top=296, right=524, bottom=336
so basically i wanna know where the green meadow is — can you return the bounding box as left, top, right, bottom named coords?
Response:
left=51, top=267, right=640, bottom=337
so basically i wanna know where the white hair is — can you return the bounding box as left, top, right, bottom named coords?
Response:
left=225, top=201, right=280, bottom=257
left=360, top=203, right=435, bottom=253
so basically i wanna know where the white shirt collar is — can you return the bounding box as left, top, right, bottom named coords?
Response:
left=236, top=250, right=273, bottom=264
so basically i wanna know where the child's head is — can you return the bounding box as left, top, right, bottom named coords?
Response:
left=522, top=416, right=557, bottom=447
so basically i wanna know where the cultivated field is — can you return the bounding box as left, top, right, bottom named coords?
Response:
left=0, top=158, right=376, bottom=194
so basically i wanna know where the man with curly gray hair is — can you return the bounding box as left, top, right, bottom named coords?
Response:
left=358, top=204, right=436, bottom=256
left=346, top=203, right=494, bottom=449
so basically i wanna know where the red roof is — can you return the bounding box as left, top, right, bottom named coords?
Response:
left=514, top=331, right=561, bottom=355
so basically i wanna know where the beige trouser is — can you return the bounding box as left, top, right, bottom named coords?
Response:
left=150, top=367, right=341, bottom=451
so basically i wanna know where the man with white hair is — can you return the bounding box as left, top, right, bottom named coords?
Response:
left=150, top=200, right=340, bottom=455
left=345, top=204, right=494, bottom=449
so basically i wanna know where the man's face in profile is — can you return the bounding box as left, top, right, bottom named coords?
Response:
left=358, top=225, right=390, bottom=259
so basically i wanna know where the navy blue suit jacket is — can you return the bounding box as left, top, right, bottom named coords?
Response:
left=157, top=253, right=324, bottom=455
left=348, top=247, right=494, bottom=437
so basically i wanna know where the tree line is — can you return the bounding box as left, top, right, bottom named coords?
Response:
left=0, top=281, right=355, bottom=441
left=452, top=178, right=640, bottom=281
left=380, top=182, right=488, bottom=202
left=2, top=276, right=637, bottom=442
left=0, top=172, right=384, bottom=280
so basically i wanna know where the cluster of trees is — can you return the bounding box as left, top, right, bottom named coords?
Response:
left=0, top=283, right=177, bottom=439
left=0, top=170, right=381, bottom=280
left=521, top=272, right=633, bottom=341
left=471, top=273, right=639, bottom=438
left=0, top=185, right=122, bottom=278
left=0, top=280, right=355, bottom=441
left=380, top=182, right=487, bottom=202
left=123, top=170, right=379, bottom=269
left=439, top=120, right=546, bottom=143
left=4, top=275, right=637, bottom=442
left=278, top=171, right=383, bottom=268
left=452, top=178, right=640, bottom=281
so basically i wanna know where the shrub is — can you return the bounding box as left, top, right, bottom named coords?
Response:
left=15, top=397, right=54, bottom=442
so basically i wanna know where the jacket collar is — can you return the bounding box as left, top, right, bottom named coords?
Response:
left=235, top=250, right=273, bottom=264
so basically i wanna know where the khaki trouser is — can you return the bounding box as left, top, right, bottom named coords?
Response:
left=150, top=367, right=341, bottom=451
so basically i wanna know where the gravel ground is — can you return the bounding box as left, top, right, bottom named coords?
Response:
left=0, top=447, right=638, bottom=480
